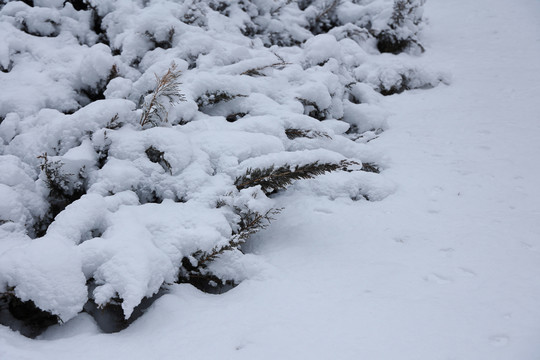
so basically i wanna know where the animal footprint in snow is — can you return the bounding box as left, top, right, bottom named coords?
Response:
left=458, top=267, right=476, bottom=277
left=439, top=248, right=455, bottom=257
left=424, top=273, right=452, bottom=284
left=313, top=207, right=333, bottom=214
left=489, top=334, right=509, bottom=347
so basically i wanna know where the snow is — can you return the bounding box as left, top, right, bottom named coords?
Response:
left=304, top=34, right=341, bottom=65
left=0, top=236, right=87, bottom=322
left=1, top=0, right=540, bottom=359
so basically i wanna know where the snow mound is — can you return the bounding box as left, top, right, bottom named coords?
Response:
left=0, top=0, right=440, bottom=329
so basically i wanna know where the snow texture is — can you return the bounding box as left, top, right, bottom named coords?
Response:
left=3, top=0, right=536, bottom=359
left=0, top=0, right=437, bottom=323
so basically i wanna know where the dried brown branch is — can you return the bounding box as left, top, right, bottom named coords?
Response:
left=140, top=63, right=186, bottom=128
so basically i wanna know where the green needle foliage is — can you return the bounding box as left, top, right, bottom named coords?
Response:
left=285, top=128, right=331, bottom=140
left=194, top=208, right=282, bottom=267
left=37, top=153, right=72, bottom=195
left=235, top=159, right=359, bottom=195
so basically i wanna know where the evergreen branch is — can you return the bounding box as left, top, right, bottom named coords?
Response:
left=37, top=152, right=72, bottom=194
left=0, top=286, right=15, bottom=300
left=105, top=113, right=122, bottom=130
left=235, top=160, right=358, bottom=194
left=285, top=128, right=331, bottom=140
left=390, top=0, right=421, bottom=28
left=296, top=97, right=328, bottom=120
left=145, top=146, right=172, bottom=174
left=296, top=97, right=321, bottom=112
left=240, top=60, right=290, bottom=76
left=361, top=162, right=380, bottom=174
left=195, top=208, right=282, bottom=267
left=315, top=0, right=341, bottom=22
left=196, top=90, right=247, bottom=107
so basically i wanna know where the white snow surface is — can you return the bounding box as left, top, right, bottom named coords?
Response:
left=1, top=0, right=540, bottom=359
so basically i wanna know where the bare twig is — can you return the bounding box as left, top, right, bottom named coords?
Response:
left=140, top=63, right=186, bottom=127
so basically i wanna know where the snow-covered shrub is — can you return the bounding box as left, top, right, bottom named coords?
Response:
left=375, top=0, right=426, bottom=54
left=0, top=0, right=444, bottom=336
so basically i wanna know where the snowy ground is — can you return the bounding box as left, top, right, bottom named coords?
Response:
left=1, top=0, right=540, bottom=359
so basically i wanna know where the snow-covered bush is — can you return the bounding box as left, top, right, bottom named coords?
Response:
left=376, top=0, right=426, bottom=54
left=0, top=0, right=445, bottom=336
